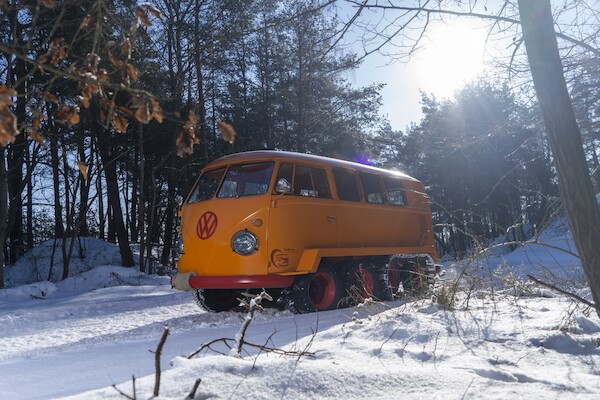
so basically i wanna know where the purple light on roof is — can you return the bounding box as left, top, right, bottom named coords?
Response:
left=353, top=154, right=373, bottom=166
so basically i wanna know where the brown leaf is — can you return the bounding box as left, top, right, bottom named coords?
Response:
left=107, top=51, right=124, bottom=68
left=76, top=161, right=88, bottom=181
left=176, top=111, right=199, bottom=157
left=39, top=38, right=67, bottom=66
left=56, top=105, right=80, bottom=126
left=121, top=38, right=131, bottom=59
left=146, top=4, right=162, bottom=19
left=97, top=69, right=109, bottom=82
left=29, top=131, right=46, bottom=147
left=43, top=92, right=58, bottom=104
left=122, top=64, right=138, bottom=85
left=134, top=104, right=150, bottom=124
left=217, top=121, right=236, bottom=144
left=150, top=98, right=163, bottom=123
left=38, top=0, right=55, bottom=9
left=112, top=106, right=131, bottom=133
left=0, top=106, right=19, bottom=146
left=0, top=0, right=9, bottom=11
left=135, top=7, right=152, bottom=27
left=0, top=85, right=16, bottom=107
left=80, top=15, right=96, bottom=30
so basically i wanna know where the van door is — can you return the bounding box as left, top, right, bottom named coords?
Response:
left=267, top=164, right=337, bottom=273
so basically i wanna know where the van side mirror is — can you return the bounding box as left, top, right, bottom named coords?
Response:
left=275, top=178, right=291, bottom=194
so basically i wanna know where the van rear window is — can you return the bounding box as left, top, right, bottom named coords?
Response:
left=383, top=177, right=407, bottom=206
left=188, top=168, right=226, bottom=203
left=217, top=162, right=274, bottom=198
left=360, top=173, right=384, bottom=204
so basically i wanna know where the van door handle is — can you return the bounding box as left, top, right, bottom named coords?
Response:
left=327, top=216, right=336, bottom=222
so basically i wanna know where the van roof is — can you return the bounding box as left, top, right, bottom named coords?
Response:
left=204, top=150, right=418, bottom=182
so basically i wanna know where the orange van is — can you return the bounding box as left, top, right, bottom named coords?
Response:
left=171, top=150, right=439, bottom=313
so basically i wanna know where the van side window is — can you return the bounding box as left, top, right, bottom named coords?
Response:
left=217, top=162, right=274, bottom=198
left=294, top=166, right=330, bottom=198
left=188, top=168, right=226, bottom=203
left=360, top=173, right=384, bottom=204
left=275, top=164, right=331, bottom=198
left=333, top=168, right=360, bottom=201
left=383, top=177, right=407, bottom=206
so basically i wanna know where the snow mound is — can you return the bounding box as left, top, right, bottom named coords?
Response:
left=0, top=266, right=164, bottom=303
left=3, top=237, right=122, bottom=288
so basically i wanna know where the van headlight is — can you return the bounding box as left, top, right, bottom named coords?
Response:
left=231, top=230, right=258, bottom=255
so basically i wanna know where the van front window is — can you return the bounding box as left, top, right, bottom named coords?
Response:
left=188, top=168, right=226, bottom=203
left=217, top=162, right=274, bottom=198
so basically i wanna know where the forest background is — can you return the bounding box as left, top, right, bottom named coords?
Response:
left=1, top=0, right=599, bottom=289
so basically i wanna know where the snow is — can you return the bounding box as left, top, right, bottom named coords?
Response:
left=1, top=222, right=599, bottom=399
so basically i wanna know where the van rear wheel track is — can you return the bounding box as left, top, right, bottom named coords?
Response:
left=193, top=289, right=241, bottom=312
left=344, top=262, right=391, bottom=304
left=285, top=266, right=345, bottom=313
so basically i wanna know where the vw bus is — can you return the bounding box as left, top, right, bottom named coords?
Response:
left=171, top=151, right=439, bottom=313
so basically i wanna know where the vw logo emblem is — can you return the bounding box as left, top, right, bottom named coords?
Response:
left=197, top=211, right=218, bottom=239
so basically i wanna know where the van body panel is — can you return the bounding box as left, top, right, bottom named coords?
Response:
left=295, top=245, right=439, bottom=274
left=178, top=196, right=270, bottom=277
left=267, top=195, right=338, bottom=274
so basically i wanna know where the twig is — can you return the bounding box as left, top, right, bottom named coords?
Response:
left=153, top=325, right=170, bottom=397
left=111, top=375, right=136, bottom=400
left=527, top=274, right=597, bottom=310
left=186, top=378, right=202, bottom=399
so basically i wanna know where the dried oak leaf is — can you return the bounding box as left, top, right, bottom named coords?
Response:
left=135, top=6, right=152, bottom=27
left=76, top=161, right=88, bottom=181
left=43, top=92, right=58, bottom=104
left=0, top=106, right=19, bottom=146
left=29, top=131, right=46, bottom=147
left=80, top=84, right=99, bottom=108
left=107, top=51, right=124, bottom=68
left=0, top=85, right=16, bottom=107
left=150, top=98, right=163, bottom=123
left=122, top=63, right=138, bottom=85
left=38, top=38, right=67, bottom=66
left=134, top=102, right=152, bottom=124
left=80, top=15, right=96, bottom=30
left=176, top=111, right=198, bottom=157
left=121, top=38, right=132, bottom=59
left=217, top=120, right=236, bottom=144
left=111, top=105, right=132, bottom=134
left=144, top=3, right=163, bottom=19
left=56, top=105, right=80, bottom=126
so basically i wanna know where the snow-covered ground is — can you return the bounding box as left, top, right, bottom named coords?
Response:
left=1, top=224, right=599, bottom=399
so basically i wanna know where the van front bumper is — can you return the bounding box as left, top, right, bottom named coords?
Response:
left=171, top=272, right=295, bottom=291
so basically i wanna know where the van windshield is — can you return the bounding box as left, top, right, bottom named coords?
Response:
left=188, top=168, right=226, bottom=203
left=217, top=162, right=274, bottom=198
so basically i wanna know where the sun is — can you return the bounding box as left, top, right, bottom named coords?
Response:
left=413, top=19, right=488, bottom=98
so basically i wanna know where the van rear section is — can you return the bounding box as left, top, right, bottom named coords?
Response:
left=171, top=151, right=440, bottom=313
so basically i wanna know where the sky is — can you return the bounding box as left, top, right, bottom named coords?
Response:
left=346, top=12, right=492, bottom=131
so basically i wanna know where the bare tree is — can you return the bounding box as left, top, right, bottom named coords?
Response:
left=518, top=0, right=600, bottom=315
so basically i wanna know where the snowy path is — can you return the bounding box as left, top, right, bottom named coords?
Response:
left=0, top=281, right=347, bottom=399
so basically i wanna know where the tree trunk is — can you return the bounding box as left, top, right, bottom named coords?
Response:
left=77, top=126, right=90, bottom=236
left=518, top=0, right=600, bottom=315
left=49, top=131, right=65, bottom=237
left=91, top=103, right=135, bottom=267
left=0, top=149, right=7, bottom=288
left=7, top=53, right=26, bottom=264
left=25, top=144, right=33, bottom=250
